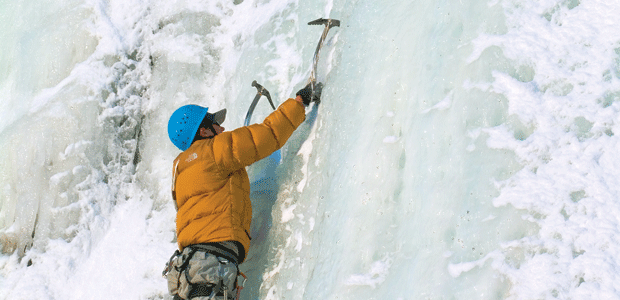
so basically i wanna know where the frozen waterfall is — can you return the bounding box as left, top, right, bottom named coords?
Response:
left=1, top=0, right=620, bottom=299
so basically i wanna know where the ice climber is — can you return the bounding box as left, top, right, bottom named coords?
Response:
left=164, top=82, right=321, bottom=300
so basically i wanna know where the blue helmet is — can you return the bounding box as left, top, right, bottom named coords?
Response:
left=167, top=105, right=209, bottom=151
left=168, top=105, right=228, bottom=151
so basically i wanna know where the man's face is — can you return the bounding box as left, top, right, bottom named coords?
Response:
left=199, top=123, right=225, bottom=137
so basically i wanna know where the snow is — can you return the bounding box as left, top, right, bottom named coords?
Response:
left=2, top=0, right=620, bottom=299
left=344, top=256, right=392, bottom=289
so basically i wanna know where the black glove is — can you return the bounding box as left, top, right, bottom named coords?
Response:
left=296, top=82, right=323, bottom=106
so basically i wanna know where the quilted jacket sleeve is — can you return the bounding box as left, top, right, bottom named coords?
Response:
left=211, top=99, right=305, bottom=174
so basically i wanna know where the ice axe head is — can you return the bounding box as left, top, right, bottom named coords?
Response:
left=251, top=80, right=275, bottom=110
left=308, top=18, right=340, bottom=28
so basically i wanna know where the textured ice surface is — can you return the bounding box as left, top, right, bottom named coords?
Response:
left=1, top=0, right=620, bottom=299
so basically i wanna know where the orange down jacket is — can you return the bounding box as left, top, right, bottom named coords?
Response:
left=172, top=99, right=305, bottom=262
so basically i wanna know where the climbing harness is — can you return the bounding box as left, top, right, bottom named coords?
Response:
left=163, top=245, right=245, bottom=299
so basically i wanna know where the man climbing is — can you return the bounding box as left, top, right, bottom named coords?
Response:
left=164, top=82, right=321, bottom=300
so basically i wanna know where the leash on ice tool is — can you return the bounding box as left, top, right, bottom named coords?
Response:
left=244, top=80, right=276, bottom=126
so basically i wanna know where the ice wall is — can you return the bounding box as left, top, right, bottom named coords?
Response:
left=0, top=0, right=163, bottom=298
left=0, top=0, right=98, bottom=254
left=460, top=1, right=620, bottom=298
left=2, top=0, right=620, bottom=299
left=256, top=0, right=536, bottom=299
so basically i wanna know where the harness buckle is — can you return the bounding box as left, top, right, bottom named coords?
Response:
left=162, top=249, right=181, bottom=277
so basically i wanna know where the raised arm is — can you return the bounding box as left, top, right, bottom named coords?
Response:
left=212, top=99, right=306, bottom=174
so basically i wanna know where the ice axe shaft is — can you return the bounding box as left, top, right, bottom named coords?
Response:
left=244, top=80, right=276, bottom=126
left=308, top=18, right=340, bottom=86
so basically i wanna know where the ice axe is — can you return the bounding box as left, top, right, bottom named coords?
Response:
left=244, top=81, right=282, bottom=167
left=244, top=80, right=276, bottom=126
left=306, top=18, right=340, bottom=103
left=307, top=18, right=340, bottom=85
